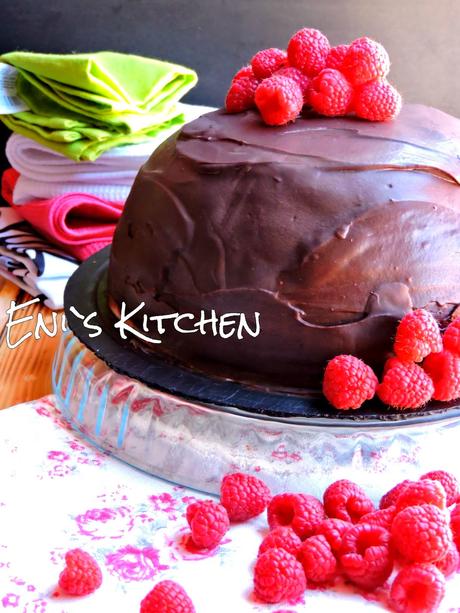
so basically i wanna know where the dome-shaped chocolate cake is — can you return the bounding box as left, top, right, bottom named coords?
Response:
left=108, top=104, right=460, bottom=393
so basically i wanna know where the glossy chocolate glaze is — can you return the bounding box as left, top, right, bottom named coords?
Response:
left=108, top=105, right=460, bottom=392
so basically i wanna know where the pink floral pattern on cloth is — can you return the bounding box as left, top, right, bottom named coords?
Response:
left=0, top=395, right=458, bottom=612
left=75, top=507, right=134, bottom=540
left=105, top=545, right=169, bottom=581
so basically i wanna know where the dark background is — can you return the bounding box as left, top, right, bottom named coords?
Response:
left=1, top=0, right=459, bottom=169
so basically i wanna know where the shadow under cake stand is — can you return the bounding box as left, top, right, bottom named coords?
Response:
left=52, top=247, right=460, bottom=497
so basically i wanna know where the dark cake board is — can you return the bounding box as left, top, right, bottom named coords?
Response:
left=64, top=247, right=460, bottom=427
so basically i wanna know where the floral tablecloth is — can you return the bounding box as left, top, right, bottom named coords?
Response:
left=0, top=397, right=459, bottom=612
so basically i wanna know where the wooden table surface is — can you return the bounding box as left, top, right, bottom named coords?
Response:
left=0, top=277, right=62, bottom=409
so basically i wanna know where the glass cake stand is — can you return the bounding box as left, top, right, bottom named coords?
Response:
left=52, top=248, right=460, bottom=496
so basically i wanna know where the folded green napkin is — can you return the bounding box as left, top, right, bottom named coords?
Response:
left=1, top=112, right=187, bottom=160
left=0, top=51, right=198, bottom=160
left=12, top=71, right=185, bottom=132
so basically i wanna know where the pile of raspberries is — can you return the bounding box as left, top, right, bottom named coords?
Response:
left=323, top=308, right=460, bottom=411
left=225, top=28, right=401, bottom=125
left=57, top=470, right=460, bottom=612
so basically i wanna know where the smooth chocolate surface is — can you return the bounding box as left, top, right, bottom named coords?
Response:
left=108, top=105, right=460, bottom=392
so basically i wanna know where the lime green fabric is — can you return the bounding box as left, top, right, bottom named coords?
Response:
left=0, top=51, right=197, bottom=160
left=14, top=72, right=186, bottom=133
left=1, top=112, right=186, bottom=160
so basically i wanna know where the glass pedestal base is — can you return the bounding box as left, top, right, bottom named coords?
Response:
left=52, top=331, right=460, bottom=496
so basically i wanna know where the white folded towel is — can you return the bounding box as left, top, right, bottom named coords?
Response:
left=12, top=178, right=132, bottom=204
left=6, top=103, right=216, bottom=205
left=6, top=138, right=153, bottom=184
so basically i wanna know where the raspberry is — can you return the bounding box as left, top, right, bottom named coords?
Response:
left=325, top=44, right=349, bottom=71
left=253, top=548, right=306, bottom=604
left=140, top=580, right=195, bottom=613
left=220, top=472, right=271, bottom=522
left=232, top=65, right=255, bottom=82
left=323, top=479, right=375, bottom=523
left=322, top=355, right=378, bottom=410
left=298, top=534, right=336, bottom=583
left=443, top=317, right=460, bottom=356
left=395, top=480, right=447, bottom=512
left=258, top=527, right=302, bottom=557
left=267, top=493, right=325, bottom=540
left=251, top=48, right=287, bottom=79
left=342, top=37, right=390, bottom=86
left=423, top=349, right=460, bottom=402
left=58, top=549, right=102, bottom=596
left=451, top=503, right=460, bottom=551
left=254, top=75, right=303, bottom=126
left=377, top=361, right=434, bottom=409
left=358, top=506, right=397, bottom=531
left=380, top=480, right=415, bottom=509
left=225, top=75, right=259, bottom=113
left=274, top=67, right=310, bottom=102
left=355, top=78, right=402, bottom=122
left=339, top=524, right=393, bottom=589
left=186, top=499, right=229, bottom=549
left=421, top=470, right=460, bottom=507
left=383, top=356, right=409, bottom=375
left=435, top=541, right=459, bottom=577
left=287, top=28, right=330, bottom=77
left=394, top=309, right=443, bottom=362
left=314, top=518, right=353, bottom=554
left=308, top=69, right=353, bottom=117
left=390, top=564, right=446, bottom=613
left=391, top=504, right=452, bottom=563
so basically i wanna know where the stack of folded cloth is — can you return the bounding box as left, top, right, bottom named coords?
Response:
left=2, top=104, right=211, bottom=261
left=3, top=139, right=142, bottom=261
left=0, top=51, right=213, bottom=308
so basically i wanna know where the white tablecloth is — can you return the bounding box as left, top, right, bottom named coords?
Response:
left=0, top=397, right=459, bottom=612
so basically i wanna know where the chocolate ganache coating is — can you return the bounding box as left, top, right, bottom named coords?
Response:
left=108, top=104, right=460, bottom=392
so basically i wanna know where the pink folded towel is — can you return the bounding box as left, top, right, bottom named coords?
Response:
left=2, top=169, right=123, bottom=261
